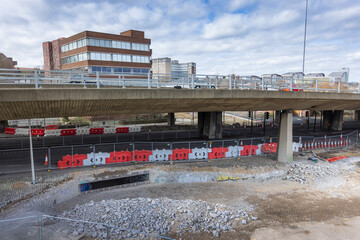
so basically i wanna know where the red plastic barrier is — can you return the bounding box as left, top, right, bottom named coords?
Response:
left=208, top=147, right=228, bottom=159
left=116, top=127, right=129, bottom=134
left=31, top=129, right=45, bottom=136
left=90, top=128, right=104, bottom=134
left=326, top=156, right=348, bottom=162
left=261, top=143, right=277, bottom=153
left=170, top=148, right=191, bottom=160
left=106, top=151, right=133, bottom=163
left=4, top=127, right=16, bottom=135
left=241, top=145, right=258, bottom=156
left=60, top=129, right=76, bottom=136
left=46, top=125, right=58, bottom=130
left=72, top=154, right=87, bottom=167
left=133, top=150, right=152, bottom=162
left=57, top=155, right=73, bottom=169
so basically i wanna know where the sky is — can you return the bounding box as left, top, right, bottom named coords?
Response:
left=0, top=0, right=359, bottom=81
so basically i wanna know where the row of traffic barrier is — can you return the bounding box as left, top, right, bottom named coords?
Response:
left=55, top=142, right=300, bottom=169
left=301, top=138, right=351, bottom=150
left=4, top=126, right=141, bottom=137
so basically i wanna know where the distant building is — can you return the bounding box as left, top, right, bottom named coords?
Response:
left=152, top=57, right=171, bottom=77
left=0, top=53, right=17, bottom=69
left=305, top=73, right=325, bottom=78
left=42, top=30, right=151, bottom=75
left=329, top=72, right=348, bottom=83
left=281, top=72, right=304, bottom=80
left=171, top=60, right=196, bottom=79
left=151, top=58, right=196, bottom=79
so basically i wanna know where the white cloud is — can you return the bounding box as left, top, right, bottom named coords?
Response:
left=0, top=0, right=359, bottom=81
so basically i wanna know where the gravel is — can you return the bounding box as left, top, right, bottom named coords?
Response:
left=59, top=197, right=256, bottom=239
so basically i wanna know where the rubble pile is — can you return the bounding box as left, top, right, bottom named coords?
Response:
left=284, top=162, right=339, bottom=184
left=60, top=197, right=256, bottom=239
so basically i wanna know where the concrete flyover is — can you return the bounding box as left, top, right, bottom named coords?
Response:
left=2, top=87, right=360, bottom=120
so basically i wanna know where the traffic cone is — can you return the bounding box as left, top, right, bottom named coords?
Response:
left=321, top=141, right=324, bottom=148
left=44, top=154, right=49, bottom=166
left=240, top=140, right=243, bottom=146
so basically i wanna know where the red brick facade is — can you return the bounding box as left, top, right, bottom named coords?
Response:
left=43, top=30, right=151, bottom=72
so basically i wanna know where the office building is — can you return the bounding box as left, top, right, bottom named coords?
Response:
left=151, top=58, right=196, bottom=79
left=152, top=57, right=171, bottom=77
left=42, top=30, right=151, bottom=75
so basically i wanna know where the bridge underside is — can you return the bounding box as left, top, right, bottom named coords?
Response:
left=1, top=88, right=360, bottom=120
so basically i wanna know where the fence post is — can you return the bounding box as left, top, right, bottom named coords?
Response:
left=147, top=72, right=151, bottom=89
left=96, top=72, right=100, bottom=89
left=357, top=130, right=359, bottom=144
left=229, top=75, right=232, bottom=90
left=262, top=77, right=265, bottom=90
left=71, top=146, right=74, bottom=167
left=338, top=81, right=341, bottom=93
left=315, top=80, right=318, bottom=92
left=358, top=84, right=360, bottom=94
left=170, top=142, right=173, bottom=162
left=106, top=225, right=109, bottom=240
left=290, top=78, right=293, bottom=91
left=132, top=142, right=135, bottom=162
left=191, top=74, right=194, bottom=89
left=34, top=70, right=38, bottom=89
left=48, top=147, right=51, bottom=169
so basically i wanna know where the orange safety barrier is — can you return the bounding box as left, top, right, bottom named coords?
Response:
left=261, top=143, right=277, bottom=153
left=133, top=150, right=152, bottom=162
left=241, top=145, right=258, bottom=156
left=31, top=129, right=45, bottom=136
left=106, top=151, right=133, bottom=163
left=4, top=127, right=16, bottom=135
left=326, top=156, right=348, bottom=163
left=208, top=147, right=228, bottom=159
left=57, top=155, right=73, bottom=169
left=170, top=148, right=190, bottom=160
left=116, top=127, right=129, bottom=134
left=72, top=154, right=87, bottom=167
left=46, top=125, right=58, bottom=130
left=90, top=128, right=104, bottom=134
left=60, top=129, right=76, bottom=136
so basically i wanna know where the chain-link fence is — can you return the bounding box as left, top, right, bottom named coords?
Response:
left=0, top=131, right=358, bottom=174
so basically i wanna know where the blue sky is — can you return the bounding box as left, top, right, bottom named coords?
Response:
left=0, top=0, right=359, bottom=80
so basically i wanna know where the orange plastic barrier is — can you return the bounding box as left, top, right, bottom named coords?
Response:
left=326, top=156, right=348, bottom=162
left=31, top=129, right=45, bottom=136
left=72, top=154, right=87, bottom=167
left=60, top=129, right=76, bottom=136
left=170, top=148, right=190, bottom=160
left=90, top=128, right=104, bottom=134
left=116, top=127, right=129, bottom=134
left=133, top=150, right=152, bottom=162
left=4, top=127, right=16, bottom=135
left=106, top=151, right=133, bottom=163
left=261, top=143, right=277, bottom=153
left=208, top=147, right=228, bottom=159
left=241, top=145, right=258, bottom=156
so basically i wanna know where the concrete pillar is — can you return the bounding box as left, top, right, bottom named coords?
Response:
left=0, top=120, right=8, bottom=133
left=198, top=111, right=222, bottom=139
left=276, top=110, right=293, bottom=162
left=274, top=110, right=281, bottom=124
left=355, top=110, right=360, bottom=120
left=167, top=113, right=175, bottom=127
left=322, top=110, right=333, bottom=129
left=331, top=110, right=344, bottom=131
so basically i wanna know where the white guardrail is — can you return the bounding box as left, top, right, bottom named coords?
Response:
left=0, top=69, right=359, bottom=93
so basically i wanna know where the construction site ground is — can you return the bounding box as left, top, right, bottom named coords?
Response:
left=1, top=145, right=360, bottom=239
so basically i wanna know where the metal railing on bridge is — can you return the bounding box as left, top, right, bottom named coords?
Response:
left=0, top=69, right=359, bottom=94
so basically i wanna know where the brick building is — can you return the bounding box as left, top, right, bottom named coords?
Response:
left=42, top=30, right=151, bottom=75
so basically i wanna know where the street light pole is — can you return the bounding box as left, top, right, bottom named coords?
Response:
left=29, top=119, right=36, bottom=184
left=302, top=0, right=309, bottom=74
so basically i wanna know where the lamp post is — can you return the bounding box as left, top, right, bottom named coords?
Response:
left=302, top=0, right=309, bottom=74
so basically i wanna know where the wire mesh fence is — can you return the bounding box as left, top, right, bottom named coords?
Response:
left=0, top=131, right=358, bottom=174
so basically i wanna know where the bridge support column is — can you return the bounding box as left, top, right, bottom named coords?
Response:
left=276, top=110, right=293, bottom=162
left=323, top=110, right=333, bottom=129
left=0, top=120, right=8, bottom=133
left=274, top=111, right=281, bottom=125
left=198, top=111, right=222, bottom=139
left=331, top=110, right=343, bottom=131
left=355, top=110, right=360, bottom=120
left=167, top=113, right=175, bottom=127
